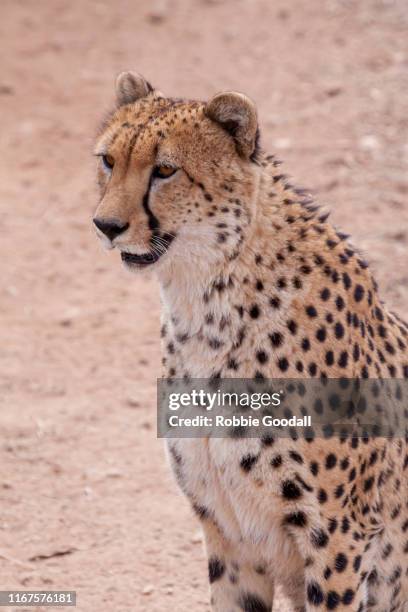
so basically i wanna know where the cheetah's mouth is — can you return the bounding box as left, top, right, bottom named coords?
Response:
left=120, top=232, right=175, bottom=268
left=121, top=251, right=161, bottom=266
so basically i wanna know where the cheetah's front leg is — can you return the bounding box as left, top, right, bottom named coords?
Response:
left=299, top=533, right=369, bottom=612
left=202, top=518, right=274, bottom=612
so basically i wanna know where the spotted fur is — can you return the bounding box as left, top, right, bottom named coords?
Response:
left=94, top=72, right=408, bottom=611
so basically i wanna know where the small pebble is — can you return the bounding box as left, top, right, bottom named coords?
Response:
left=126, top=396, right=140, bottom=408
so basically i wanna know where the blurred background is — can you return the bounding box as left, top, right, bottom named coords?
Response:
left=1, top=0, right=407, bottom=610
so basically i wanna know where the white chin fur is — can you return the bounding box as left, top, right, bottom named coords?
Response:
left=118, top=244, right=151, bottom=256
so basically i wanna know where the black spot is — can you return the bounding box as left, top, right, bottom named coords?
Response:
left=318, top=489, right=328, bottom=504
left=228, top=358, right=239, bottom=371
left=311, top=528, right=329, bottom=548
left=327, top=591, right=341, bottom=609
left=310, top=461, right=319, bottom=476
left=323, top=423, right=334, bottom=439
left=295, top=474, right=313, bottom=492
left=302, top=338, right=311, bottom=352
left=309, top=362, right=317, bottom=377
left=209, top=556, right=225, bottom=583
left=238, top=593, right=269, bottom=612
left=271, top=454, right=282, bottom=468
left=269, top=296, right=281, bottom=309
left=240, top=454, right=259, bottom=472
left=338, top=351, right=348, bottom=368
left=284, top=511, right=307, bottom=527
left=382, top=543, right=393, bottom=559
left=289, top=450, right=304, bottom=464
left=278, top=357, right=289, bottom=372
left=249, top=305, right=261, bottom=319
left=331, top=270, right=339, bottom=283
left=307, top=581, right=324, bottom=606
left=334, top=553, right=348, bottom=572
left=287, top=320, right=298, bottom=335
left=334, top=484, right=345, bottom=498
left=340, top=457, right=350, bottom=470
left=281, top=479, right=302, bottom=500
left=323, top=567, right=332, bottom=581
left=342, top=589, right=355, bottom=605
left=342, top=272, right=352, bottom=290
left=325, top=351, right=334, bottom=366
left=374, top=306, right=384, bottom=321
left=334, top=322, right=345, bottom=339
left=269, top=332, right=283, bottom=347
left=378, top=324, right=387, bottom=338
left=335, top=295, right=345, bottom=311
left=363, top=476, right=374, bottom=492
left=321, top=288, right=331, bottom=301
left=325, top=454, right=337, bottom=469
left=354, top=284, right=365, bottom=302
left=353, top=555, right=362, bottom=572
left=306, top=305, right=318, bottom=318
left=256, top=350, right=269, bottom=364
left=385, top=341, right=395, bottom=355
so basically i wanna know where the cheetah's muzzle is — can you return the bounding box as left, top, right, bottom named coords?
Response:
left=121, top=231, right=175, bottom=268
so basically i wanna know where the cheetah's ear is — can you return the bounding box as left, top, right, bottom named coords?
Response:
left=115, top=71, right=154, bottom=106
left=205, top=92, right=259, bottom=159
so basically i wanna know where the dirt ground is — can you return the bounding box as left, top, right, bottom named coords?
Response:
left=1, top=0, right=407, bottom=610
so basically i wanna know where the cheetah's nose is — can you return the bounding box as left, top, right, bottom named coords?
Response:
left=93, top=217, right=129, bottom=242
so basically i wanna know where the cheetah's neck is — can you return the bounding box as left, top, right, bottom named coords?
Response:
left=161, top=159, right=380, bottom=367
left=157, top=163, right=316, bottom=338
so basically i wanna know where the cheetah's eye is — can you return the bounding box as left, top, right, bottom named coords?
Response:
left=152, top=165, right=177, bottom=179
left=102, top=154, right=115, bottom=171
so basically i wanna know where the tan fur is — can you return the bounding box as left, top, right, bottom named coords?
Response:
left=94, top=73, right=408, bottom=612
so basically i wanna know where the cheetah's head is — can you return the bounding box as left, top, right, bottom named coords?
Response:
left=93, top=72, right=261, bottom=276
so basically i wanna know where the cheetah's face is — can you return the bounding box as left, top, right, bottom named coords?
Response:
left=93, top=72, right=261, bottom=274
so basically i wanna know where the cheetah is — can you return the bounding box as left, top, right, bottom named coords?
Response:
left=93, top=71, right=408, bottom=611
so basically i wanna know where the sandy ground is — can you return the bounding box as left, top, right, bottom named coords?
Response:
left=1, top=0, right=407, bottom=610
